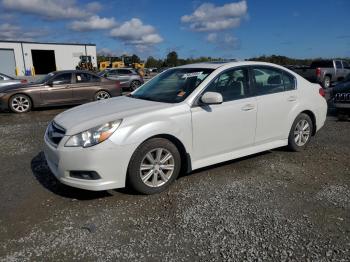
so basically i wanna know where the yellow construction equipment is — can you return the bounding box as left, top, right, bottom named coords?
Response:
left=112, top=61, right=125, bottom=68
left=99, top=61, right=110, bottom=71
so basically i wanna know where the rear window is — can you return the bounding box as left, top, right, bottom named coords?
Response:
left=310, top=60, right=333, bottom=68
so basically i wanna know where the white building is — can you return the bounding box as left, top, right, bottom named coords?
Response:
left=0, top=40, right=97, bottom=76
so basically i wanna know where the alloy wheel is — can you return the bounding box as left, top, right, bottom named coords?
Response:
left=11, top=96, right=30, bottom=113
left=139, top=148, right=175, bottom=188
left=294, top=119, right=311, bottom=146
left=96, top=91, right=110, bottom=100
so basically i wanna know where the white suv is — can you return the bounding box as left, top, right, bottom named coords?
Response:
left=44, top=62, right=327, bottom=194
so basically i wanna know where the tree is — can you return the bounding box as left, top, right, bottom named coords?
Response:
left=131, top=54, right=141, bottom=64
left=166, top=51, right=178, bottom=67
left=145, top=56, right=159, bottom=68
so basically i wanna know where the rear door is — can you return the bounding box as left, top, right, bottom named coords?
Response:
left=251, top=66, right=298, bottom=144
left=71, top=72, right=100, bottom=102
left=191, top=67, right=257, bottom=164
left=41, top=73, right=73, bottom=105
left=335, top=60, right=345, bottom=80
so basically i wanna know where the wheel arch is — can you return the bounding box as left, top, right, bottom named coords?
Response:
left=9, top=93, right=34, bottom=109
left=300, top=110, right=317, bottom=136
left=137, top=134, right=192, bottom=174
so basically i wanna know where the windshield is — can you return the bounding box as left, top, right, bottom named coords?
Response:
left=131, top=68, right=214, bottom=103
left=32, top=72, right=55, bottom=84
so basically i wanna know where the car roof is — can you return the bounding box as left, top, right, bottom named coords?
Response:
left=176, top=61, right=291, bottom=70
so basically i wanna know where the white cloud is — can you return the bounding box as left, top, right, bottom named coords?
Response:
left=0, top=23, right=48, bottom=41
left=86, top=2, right=102, bottom=12
left=206, top=33, right=217, bottom=43
left=1, top=0, right=96, bottom=20
left=69, top=15, right=117, bottom=31
left=181, top=1, right=248, bottom=32
left=110, top=18, right=163, bottom=46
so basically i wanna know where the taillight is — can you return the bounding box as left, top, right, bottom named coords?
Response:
left=319, top=87, right=325, bottom=97
left=115, top=81, right=120, bottom=89
left=316, top=67, right=321, bottom=77
left=20, top=79, right=27, bottom=84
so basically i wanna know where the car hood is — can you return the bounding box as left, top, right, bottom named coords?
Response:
left=54, top=96, right=171, bottom=135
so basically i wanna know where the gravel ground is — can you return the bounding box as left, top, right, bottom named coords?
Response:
left=0, top=108, right=349, bottom=261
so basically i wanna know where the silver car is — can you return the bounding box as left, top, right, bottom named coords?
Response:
left=99, top=68, right=143, bottom=91
left=0, top=73, right=26, bottom=88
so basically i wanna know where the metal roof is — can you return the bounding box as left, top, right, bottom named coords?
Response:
left=0, top=40, right=95, bottom=46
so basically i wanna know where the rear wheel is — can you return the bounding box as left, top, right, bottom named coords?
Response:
left=130, top=80, right=141, bottom=91
left=287, top=113, right=313, bottom=151
left=127, top=138, right=181, bottom=194
left=94, top=90, right=111, bottom=101
left=9, top=94, right=32, bottom=113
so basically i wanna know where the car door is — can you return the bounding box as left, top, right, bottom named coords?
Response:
left=335, top=61, right=345, bottom=80
left=71, top=72, right=99, bottom=102
left=191, top=67, right=257, bottom=164
left=40, top=73, right=73, bottom=105
left=116, top=69, right=132, bottom=87
left=252, top=66, right=298, bottom=144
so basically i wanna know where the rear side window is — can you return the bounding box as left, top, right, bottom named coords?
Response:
left=76, top=73, right=91, bottom=83
left=335, top=61, right=343, bottom=69
left=89, top=74, right=101, bottom=82
left=283, top=72, right=296, bottom=91
left=343, top=61, right=349, bottom=68
left=252, top=67, right=284, bottom=95
left=206, top=68, right=250, bottom=102
left=118, top=69, right=131, bottom=75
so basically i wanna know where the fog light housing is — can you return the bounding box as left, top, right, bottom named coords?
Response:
left=69, top=171, right=101, bottom=180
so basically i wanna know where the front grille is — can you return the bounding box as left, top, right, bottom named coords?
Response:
left=46, top=121, right=66, bottom=146
left=334, top=93, right=350, bottom=103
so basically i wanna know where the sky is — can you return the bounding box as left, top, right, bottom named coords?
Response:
left=0, top=0, right=349, bottom=60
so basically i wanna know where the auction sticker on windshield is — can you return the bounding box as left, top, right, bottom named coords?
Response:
left=182, top=72, right=203, bottom=78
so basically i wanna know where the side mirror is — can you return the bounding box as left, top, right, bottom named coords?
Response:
left=47, top=81, right=53, bottom=87
left=200, top=92, right=223, bottom=105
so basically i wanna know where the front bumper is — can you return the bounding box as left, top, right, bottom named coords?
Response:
left=43, top=135, right=137, bottom=191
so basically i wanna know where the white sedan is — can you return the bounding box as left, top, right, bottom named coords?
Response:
left=44, top=62, right=327, bottom=194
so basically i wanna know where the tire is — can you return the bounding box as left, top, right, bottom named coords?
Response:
left=130, top=80, right=141, bottom=91
left=9, top=94, right=32, bottom=113
left=323, top=76, right=331, bottom=88
left=127, top=138, right=181, bottom=194
left=287, top=113, right=313, bottom=152
left=94, top=90, right=111, bottom=101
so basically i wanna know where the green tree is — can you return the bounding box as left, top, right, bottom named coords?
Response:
left=166, top=51, right=178, bottom=67
left=131, top=54, right=141, bottom=64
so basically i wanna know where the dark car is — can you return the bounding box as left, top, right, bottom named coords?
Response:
left=332, top=74, right=350, bottom=120
left=0, top=70, right=121, bottom=113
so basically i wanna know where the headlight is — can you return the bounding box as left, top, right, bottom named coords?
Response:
left=65, top=120, right=122, bottom=148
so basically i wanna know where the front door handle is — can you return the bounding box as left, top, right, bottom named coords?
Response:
left=287, top=96, right=297, bottom=102
left=241, top=104, right=255, bottom=111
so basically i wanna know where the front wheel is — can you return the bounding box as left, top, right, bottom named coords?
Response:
left=127, top=138, right=181, bottom=194
left=287, top=113, right=313, bottom=152
left=9, top=94, right=32, bottom=113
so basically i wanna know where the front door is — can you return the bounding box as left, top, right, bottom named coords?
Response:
left=191, top=67, right=257, bottom=167
left=41, top=73, right=73, bottom=105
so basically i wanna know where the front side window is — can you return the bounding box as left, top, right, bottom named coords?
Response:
left=205, top=68, right=250, bottom=102
left=131, top=68, right=214, bottom=103
left=52, top=73, right=72, bottom=85
left=253, top=67, right=284, bottom=95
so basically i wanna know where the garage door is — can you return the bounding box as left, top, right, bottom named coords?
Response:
left=0, top=49, right=16, bottom=76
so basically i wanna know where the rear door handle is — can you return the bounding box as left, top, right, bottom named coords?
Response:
left=241, top=104, right=255, bottom=111
left=287, top=96, right=297, bottom=102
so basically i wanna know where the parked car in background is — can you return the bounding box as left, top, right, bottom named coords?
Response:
left=44, top=62, right=327, bottom=195
left=99, top=68, right=143, bottom=91
left=0, top=72, right=27, bottom=88
left=0, top=70, right=121, bottom=113
left=332, top=74, right=350, bottom=120
left=291, top=60, right=350, bottom=88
